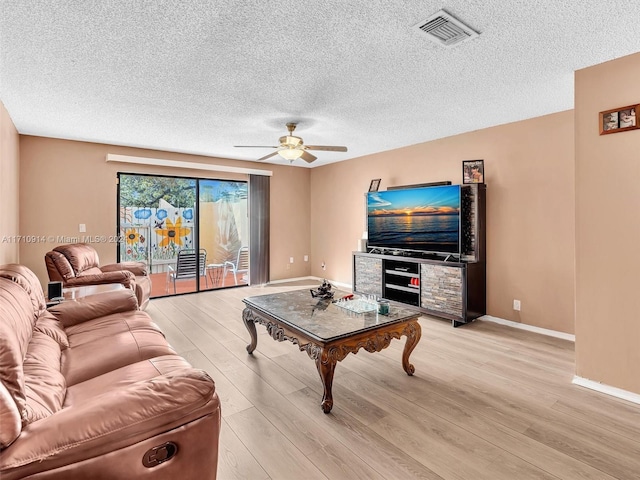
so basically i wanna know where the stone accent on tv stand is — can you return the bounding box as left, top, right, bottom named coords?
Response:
left=420, top=264, right=463, bottom=318
left=353, top=255, right=382, bottom=298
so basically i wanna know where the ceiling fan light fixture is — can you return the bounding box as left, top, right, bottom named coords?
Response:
left=235, top=122, right=347, bottom=163
left=278, top=148, right=304, bottom=160
left=280, top=135, right=302, bottom=147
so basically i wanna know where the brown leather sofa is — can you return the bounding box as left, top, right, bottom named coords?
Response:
left=45, top=243, right=152, bottom=309
left=0, top=264, right=221, bottom=479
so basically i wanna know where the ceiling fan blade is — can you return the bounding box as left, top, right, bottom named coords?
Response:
left=234, top=145, right=278, bottom=148
left=300, top=150, right=317, bottom=163
left=304, top=145, right=348, bottom=152
left=256, top=151, right=280, bottom=161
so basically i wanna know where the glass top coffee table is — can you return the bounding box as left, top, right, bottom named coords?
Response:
left=242, top=288, right=422, bottom=413
left=62, top=283, right=125, bottom=300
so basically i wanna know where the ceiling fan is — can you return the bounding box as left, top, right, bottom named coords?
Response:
left=234, top=122, right=347, bottom=163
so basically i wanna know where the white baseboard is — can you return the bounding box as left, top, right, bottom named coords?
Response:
left=309, top=276, right=352, bottom=290
left=480, top=315, right=575, bottom=342
left=268, top=276, right=317, bottom=285
left=268, top=276, right=352, bottom=290
left=572, top=376, right=640, bottom=405
left=479, top=319, right=640, bottom=405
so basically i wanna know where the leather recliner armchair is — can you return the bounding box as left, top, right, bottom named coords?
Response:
left=45, top=243, right=151, bottom=309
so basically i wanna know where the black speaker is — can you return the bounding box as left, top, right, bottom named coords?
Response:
left=47, top=281, right=63, bottom=300
left=387, top=181, right=452, bottom=190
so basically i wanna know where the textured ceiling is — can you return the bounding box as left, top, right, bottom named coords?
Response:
left=1, top=1, right=640, bottom=168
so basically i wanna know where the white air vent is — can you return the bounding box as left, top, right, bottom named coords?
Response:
left=414, top=10, right=479, bottom=47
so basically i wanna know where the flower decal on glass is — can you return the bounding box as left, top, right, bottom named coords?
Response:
left=156, top=217, right=191, bottom=247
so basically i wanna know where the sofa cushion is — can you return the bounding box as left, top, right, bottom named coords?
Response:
left=23, top=332, right=66, bottom=425
left=0, top=281, right=37, bottom=422
left=0, top=381, right=21, bottom=449
left=62, top=323, right=176, bottom=386
left=47, top=251, right=76, bottom=280
left=64, top=310, right=162, bottom=347
left=54, top=244, right=100, bottom=275
left=0, top=264, right=47, bottom=318
left=64, top=355, right=192, bottom=407
left=101, top=261, right=148, bottom=276
left=0, top=332, right=26, bottom=423
left=48, top=289, right=139, bottom=328
left=78, top=266, right=102, bottom=277
left=134, top=276, right=151, bottom=310
left=34, top=312, right=69, bottom=350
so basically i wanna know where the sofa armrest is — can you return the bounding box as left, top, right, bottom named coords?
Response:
left=101, top=262, right=148, bottom=276
left=48, top=289, right=139, bottom=327
left=0, top=369, right=218, bottom=476
left=66, top=271, right=135, bottom=288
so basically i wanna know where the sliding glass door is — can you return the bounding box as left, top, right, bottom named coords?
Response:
left=118, top=173, right=248, bottom=298
left=199, top=179, right=249, bottom=288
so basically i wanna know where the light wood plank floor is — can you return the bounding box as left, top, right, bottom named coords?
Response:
left=146, top=280, right=640, bottom=480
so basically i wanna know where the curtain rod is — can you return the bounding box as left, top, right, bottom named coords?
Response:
left=106, top=153, right=273, bottom=177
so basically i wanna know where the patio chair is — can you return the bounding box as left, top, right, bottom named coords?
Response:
left=223, top=246, right=249, bottom=286
left=167, top=248, right=208, bottom=293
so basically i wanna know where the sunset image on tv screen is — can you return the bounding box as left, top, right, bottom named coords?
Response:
left=367, top=185, right=460, bottom=253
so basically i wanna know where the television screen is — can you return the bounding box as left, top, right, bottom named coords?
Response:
left=367, top=185, right=461, bottom=254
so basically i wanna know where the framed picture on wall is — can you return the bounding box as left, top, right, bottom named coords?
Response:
left=463, top=160, right=484, bottom=184
left=599, top=104, right=638, bottom=135
left=368, top=178, right=381, bottom=192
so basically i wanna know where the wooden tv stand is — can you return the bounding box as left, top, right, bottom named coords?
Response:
left=352, top=251, right=485, bottom=327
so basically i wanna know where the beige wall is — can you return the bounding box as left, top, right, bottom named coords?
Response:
left=311, top=111, right=576, bottom=333
left=575, top=52, right=640, bottom=394
left=17, top=112, right=576, bottom=335
left=0, top=100, right=20, bottom=264
left=19, top=136, right=311, bottom=286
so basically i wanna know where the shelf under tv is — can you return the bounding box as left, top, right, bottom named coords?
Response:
left=385, top=283, right=420, bottom=294
left=368, top=247, right=461, bottom=262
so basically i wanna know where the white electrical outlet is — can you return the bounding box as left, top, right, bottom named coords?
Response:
left=513, top=299, right=521, bottom=311
left=289, top=257, right=294, bottom=263
left=304, top=255, right=309, bottom=262
left=79, top=223, right=86, bottom=232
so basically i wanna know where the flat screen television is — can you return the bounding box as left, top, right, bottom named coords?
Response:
left=367, top=184, right=461, bottom=254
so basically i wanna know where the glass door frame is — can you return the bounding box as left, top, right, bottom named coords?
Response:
left=117, top=172, right=202, bottom=296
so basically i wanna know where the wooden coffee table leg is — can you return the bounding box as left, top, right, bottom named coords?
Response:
left=242, top=308, right=258, bottom=354
left=315, top=349, right=337, bottom=414
left=402, top=320, right=421, bottom=376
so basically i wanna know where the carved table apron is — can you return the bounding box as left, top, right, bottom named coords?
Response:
left=242, top=291, right=422, bottom=414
